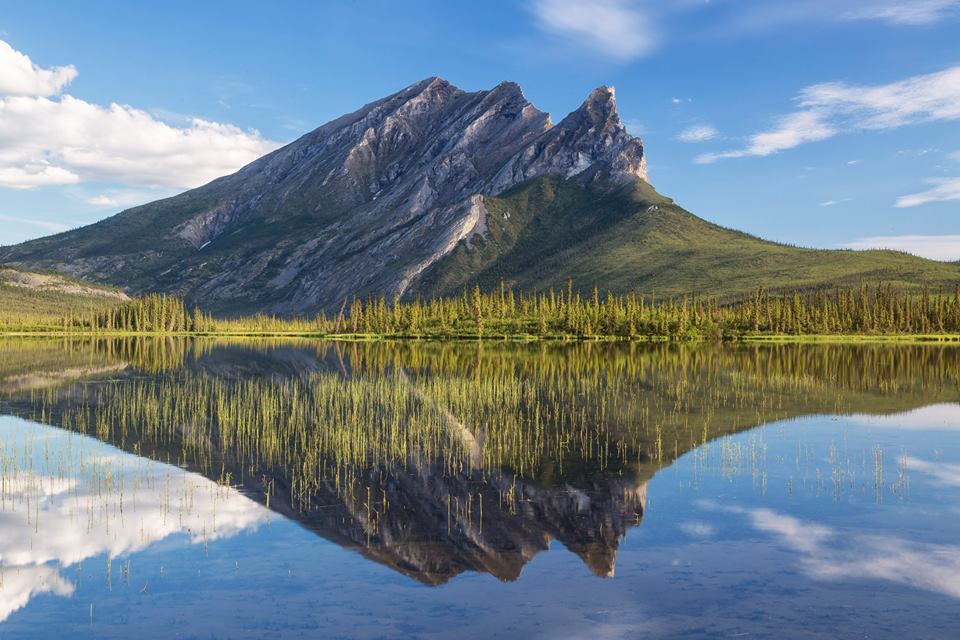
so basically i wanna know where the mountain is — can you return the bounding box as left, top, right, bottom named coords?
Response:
left=0, top=78, right=956, bottom=316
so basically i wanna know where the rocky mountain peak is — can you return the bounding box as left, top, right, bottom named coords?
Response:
left=0, top=78, right=650, bottom=314
left=573, top=86, right=620, bottom=127
left=488, top=82, right=646, bottom=192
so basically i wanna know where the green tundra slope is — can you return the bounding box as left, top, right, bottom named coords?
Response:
left=0, top=266, right=128, bottom=327
left=411, top=176, right=960, bottom=301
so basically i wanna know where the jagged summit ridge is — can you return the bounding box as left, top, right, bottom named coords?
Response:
left=489, top=85, right=646, bottom=192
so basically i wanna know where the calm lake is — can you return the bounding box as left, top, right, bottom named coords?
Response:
left=0, top=338, right=958, bottom=638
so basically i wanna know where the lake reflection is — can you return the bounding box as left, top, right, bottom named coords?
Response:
left=0, top=338, right=958, bottom=638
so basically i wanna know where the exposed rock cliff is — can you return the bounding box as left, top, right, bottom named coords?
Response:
left=0, top=78, right=647, bottom=314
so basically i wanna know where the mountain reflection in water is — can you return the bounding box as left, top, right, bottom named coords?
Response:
left=0, top=337, right=957, bottom=594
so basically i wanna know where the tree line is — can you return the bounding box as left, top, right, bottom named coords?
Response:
left=57, top=283, right=960, bottom=338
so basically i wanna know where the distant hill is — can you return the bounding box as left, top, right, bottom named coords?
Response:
left=0, top=77, right=956, bottom=316
left=0, top=265, right=127, bottom=326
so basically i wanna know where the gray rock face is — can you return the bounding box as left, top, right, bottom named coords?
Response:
left=489, top=86, right=646, bottom=192
left=0, top=78, right=648, bottom=315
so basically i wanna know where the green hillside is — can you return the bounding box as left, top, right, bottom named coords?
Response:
left=0, top=266, right=128, bottom=329
left=411, top=177, right=960, bottom=300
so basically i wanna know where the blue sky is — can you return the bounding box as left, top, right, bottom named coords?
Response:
left=1, top=0, right=958, bottom=258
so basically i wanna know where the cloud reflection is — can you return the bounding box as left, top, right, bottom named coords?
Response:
left=700, top=502, right=960, bottom=600
left=0, top=418, right=269, bottom=623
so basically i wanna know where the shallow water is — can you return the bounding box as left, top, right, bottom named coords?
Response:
left=0, top=338, right=957, bottom=638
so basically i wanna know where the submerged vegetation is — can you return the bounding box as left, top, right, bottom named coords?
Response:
left=7, top=283, right=960, bottom=340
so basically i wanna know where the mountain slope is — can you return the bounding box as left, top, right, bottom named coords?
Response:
left=0, top=77, right=956, bottom=315
left=411, top=177, right=960, bottom=300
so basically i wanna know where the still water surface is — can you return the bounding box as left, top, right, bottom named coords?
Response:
left=0, top=338, right=957, bottom=638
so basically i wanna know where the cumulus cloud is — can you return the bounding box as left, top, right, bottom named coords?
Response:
left=530, top=0, right=657, bottom=60
left=844, top=234, right=960, bottom=261
left=677, top=124, right=718, bottom=143
left=0, top=40, right=77, bottom=97
left=698, top=66, right=960, bottom=163
left=0, top=39, right=279, bottom=190
left=895, top=178, right=960, bottom=208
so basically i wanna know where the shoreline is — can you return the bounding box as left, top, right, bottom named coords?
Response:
left=1, top=329, right=959, bottom=344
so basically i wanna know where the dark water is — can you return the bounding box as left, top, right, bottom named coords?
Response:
left=0, top=338, right=958, bottom=638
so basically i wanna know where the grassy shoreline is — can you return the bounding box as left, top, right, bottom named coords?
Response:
left=2, top=327, right=959, bottom=344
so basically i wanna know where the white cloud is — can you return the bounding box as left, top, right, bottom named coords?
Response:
left=530, top=0, right=657, bottom=60
left=0, top=163, right=79, bottom=189
left=800, top=67, right=960, bottom=128
left=0, top=40, right=77, bottom=98
left=677, top=124, right=718, bottom=143
left=0, top=40, right=280, bottom=191
left=699, top=66, right=960, bottom=163
left=844, top=234, right=960, bottom=260
left=697, top=110, right=836, bottom=163
left=949, top=150, right=960, bottom=161
left=895, top=178, right=960, bottom=208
